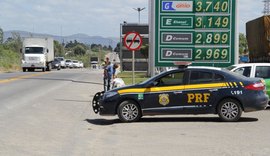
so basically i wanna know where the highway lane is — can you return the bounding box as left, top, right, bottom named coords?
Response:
left=1, top=69, right=270, bottom=156
left=0, top=69, right=104, bottom=156
left=0, top=70, right=101, bottom=113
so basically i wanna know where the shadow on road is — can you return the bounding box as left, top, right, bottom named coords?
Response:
left=85, top=119, right=120, bottom=126
left=86, top=116, right=258, bottom=125
left=55, top=99, right=89, bottom=103
left=138, top=117, right=258, bottom=123
left=24, top=77, right=103, bottom=85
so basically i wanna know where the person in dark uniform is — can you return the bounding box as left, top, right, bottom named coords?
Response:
left=105, top=63, right=119, bottom=91
left=103, top=57, right=110, bottom=92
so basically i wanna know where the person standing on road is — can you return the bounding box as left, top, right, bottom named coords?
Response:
left=105, top=63, right=119, bottom=91
left=103, top=58, right=110, bottom=92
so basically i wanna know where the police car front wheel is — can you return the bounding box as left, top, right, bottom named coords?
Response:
left=218, top=98, right=242, bottom=122
left=117, top=100, right=142, bottom=122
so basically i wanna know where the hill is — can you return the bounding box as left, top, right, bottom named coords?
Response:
left=3, top=30, right=119, bottom=48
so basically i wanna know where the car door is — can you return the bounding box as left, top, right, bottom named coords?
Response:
left=254, top=65, right=270, bottom=96
left=181, top=70, right=223, bottom=114
left=142, top=70, right=187, bottom=115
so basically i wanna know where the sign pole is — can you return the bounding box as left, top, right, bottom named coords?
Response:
left=132, top=50, right=135, bottom=84
left=123, top=31, right=142, bottom=85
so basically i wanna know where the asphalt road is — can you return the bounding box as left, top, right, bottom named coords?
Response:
left=0, top=69, right=270, bottom=156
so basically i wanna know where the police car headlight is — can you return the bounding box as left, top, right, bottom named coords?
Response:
left=103, top=91, right=118, bottom=99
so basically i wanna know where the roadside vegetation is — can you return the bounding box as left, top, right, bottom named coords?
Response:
left=0, top=26, right=248, bottom=73
left=0, top=30, right=22, bottom=72
left=0, top=27, right=118, bottom=72
left=0, top=45, right=21, bottom=72
left=117, top=72, right=149, bottom=85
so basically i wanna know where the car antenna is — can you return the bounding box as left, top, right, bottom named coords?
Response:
left=174, top=62, right=192, bottom=69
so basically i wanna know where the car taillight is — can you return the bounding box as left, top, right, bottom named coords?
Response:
left=244, top=82, right=265, bottom=91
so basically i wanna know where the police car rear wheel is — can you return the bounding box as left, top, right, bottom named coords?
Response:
left=218, top=99, right=242, bottom=122
left=118, top=101, right=141, bottom=122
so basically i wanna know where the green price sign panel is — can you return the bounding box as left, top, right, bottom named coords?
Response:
left=153, top=0, right=237, bottom=67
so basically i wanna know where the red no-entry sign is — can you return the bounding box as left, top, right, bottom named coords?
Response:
left=123, top=32, right=142, bottom=51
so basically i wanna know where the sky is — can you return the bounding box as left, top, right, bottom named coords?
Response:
left=0, top=0, right=265, bottom=38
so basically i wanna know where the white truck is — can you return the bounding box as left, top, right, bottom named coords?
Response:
left=21, top=37, right=54, bottom=72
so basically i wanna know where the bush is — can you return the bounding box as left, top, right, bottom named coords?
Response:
left=0, top=45, right=21, bottom=72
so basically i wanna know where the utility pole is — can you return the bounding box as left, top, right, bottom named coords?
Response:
left=263, top=0, right=270, bottom=15
left=133, top=7, right=145, bottom=23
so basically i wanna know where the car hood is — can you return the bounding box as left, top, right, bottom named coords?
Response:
left=109, top=84, right=144, bottom=93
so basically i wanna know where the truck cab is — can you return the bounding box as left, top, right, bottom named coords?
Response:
left=21, top=38, right=54, bottom=72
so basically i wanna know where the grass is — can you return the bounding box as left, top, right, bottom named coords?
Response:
left=0, top=46, right=21, bottom=72
left=117, top=72, right=149, bottom=85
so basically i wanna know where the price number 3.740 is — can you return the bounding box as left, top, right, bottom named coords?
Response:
left=195, top=0, right=229, bottom=13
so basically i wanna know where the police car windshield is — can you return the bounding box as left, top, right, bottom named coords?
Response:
left=139, top=70, right=173, bottom=85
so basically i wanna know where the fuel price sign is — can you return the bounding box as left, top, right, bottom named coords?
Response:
left=151, top=0, right=237, bottom=67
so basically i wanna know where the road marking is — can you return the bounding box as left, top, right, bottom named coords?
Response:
left=0, top=72, right=49, bottom=84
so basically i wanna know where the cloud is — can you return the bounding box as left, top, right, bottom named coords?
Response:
left=238, top=0, right=264, bottom=34
left=0, top=0, right=265, bottom=37
left=0, top=0, right=149, bottom=36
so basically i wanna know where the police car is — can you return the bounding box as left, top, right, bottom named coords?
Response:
left=92, top=66, right=269, bottom=122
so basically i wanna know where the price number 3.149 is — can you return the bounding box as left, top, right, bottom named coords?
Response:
left=195, top=16, right=230, bottom=28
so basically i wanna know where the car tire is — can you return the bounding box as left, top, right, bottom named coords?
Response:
left=218, top=98, right=242, bottom=122
left=117, top=100, right=142, bottom=122
left=47, top=63, right=52, bottom=71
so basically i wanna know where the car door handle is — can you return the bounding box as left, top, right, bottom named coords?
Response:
left=174, top=91, right=182, bottom=94
left=209, top=89, right=218, bottom=92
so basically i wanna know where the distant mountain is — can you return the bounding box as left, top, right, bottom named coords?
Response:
left=3, top=30, right=119, bottom=48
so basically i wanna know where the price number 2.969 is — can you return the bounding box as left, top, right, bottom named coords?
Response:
left=195, top=48, right=229, bottom=61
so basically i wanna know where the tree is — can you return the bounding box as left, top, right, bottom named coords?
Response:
left=239, top=33, right=248, bottom=54
left=90, top=43, right=102, bottom=52
left=103, top=45, right=108, bottom=51
left=108, top=45, right=113, bottom=52
left=0, top=27, right=3, bottom=44
left=54, top=40, right=65, bottom=56
left=4, top=32, right=22, bottom=53
left=65, top=41, right=75, bottom=49
left=90, top=43, right=97, bottom=49
left=140, top=44, right=149, bottom=59
left=73, top=45, right=86, bottom=55
left=114, top=42, right=120, bottom=53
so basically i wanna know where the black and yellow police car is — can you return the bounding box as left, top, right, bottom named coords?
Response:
left=92, top=66, right=269, bottom=122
